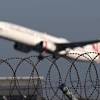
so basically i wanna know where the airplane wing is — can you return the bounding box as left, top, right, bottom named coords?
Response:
left=55, top=40, right=100, bottom=51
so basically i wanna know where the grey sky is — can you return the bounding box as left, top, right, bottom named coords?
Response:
left=0, top=0, right=100, bottom=56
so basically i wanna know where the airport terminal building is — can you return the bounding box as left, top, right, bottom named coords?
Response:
left=0, top=77, right=44, bottom=100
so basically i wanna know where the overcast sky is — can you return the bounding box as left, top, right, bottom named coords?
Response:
left=0, top=0, right=100, bottom=56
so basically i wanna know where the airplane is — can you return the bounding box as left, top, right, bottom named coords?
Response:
left=0, top=21, right=100, bottom=63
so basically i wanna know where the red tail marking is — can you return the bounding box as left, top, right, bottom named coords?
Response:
left=92, top=43, right=99, bottom=53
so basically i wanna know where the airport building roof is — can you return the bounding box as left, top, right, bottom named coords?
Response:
left=0, top=76, right=44, bottom=96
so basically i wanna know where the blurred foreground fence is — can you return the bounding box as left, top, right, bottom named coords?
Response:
left=0, top=52, right=100, bottom=100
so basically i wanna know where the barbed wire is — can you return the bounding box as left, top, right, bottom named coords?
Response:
left=0, top=52, right=99, bottom=100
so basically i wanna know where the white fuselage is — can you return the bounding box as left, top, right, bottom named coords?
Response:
left=0, top=21, right=68, bottom=51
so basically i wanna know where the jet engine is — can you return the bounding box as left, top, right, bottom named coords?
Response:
left=14, top=42, right=33, bottom=53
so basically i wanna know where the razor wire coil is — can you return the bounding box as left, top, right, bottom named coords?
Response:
left=0, top=52, right=99, bottom=100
